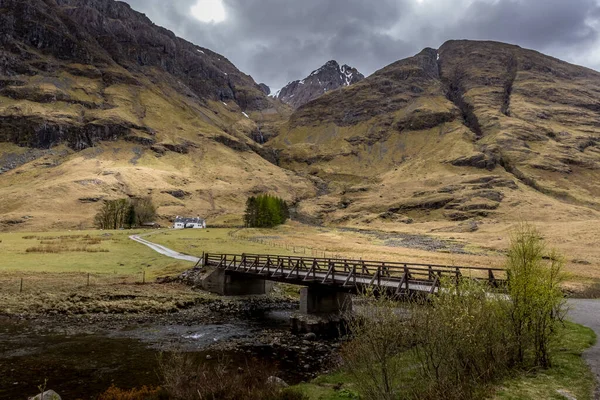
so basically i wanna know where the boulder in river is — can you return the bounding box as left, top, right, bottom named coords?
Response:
left=28, top=390, right=62, bottom=400
left=266, top=376, right=288, bottom=388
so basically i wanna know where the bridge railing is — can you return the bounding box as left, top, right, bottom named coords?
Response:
left=203, top=253, right=507, bottom=291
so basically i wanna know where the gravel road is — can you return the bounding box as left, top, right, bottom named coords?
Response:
left=129, top=234, right=200, bottom=263
left=568, top=299, right=600, bottom=399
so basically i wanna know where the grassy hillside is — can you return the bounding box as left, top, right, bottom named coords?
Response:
left=0, top=0, right=311, bottom=231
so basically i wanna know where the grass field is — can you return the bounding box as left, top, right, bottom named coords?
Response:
left=0, top=226, right=310, bottom=315
left=0, top=229, right=184, bottom=274
left=288, top=321, right=596, bottom=400
left=0, top=229, right=199, bottom=314
left=1, top=221, right=599, bottom=300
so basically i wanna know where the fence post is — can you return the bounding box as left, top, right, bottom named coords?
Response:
left=87, top=273, right=90, bottom=286
left=19, top=278, right=23, bottom=293
left=143, top=270, right=146, bottom=284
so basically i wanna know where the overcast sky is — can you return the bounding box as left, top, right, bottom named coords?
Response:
left=123, top=0, right=600, bottom=91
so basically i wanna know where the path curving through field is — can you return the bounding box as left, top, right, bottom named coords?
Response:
left=568, top=299, right=600, bottom=399
left=129, top=233, right=200, bottom=263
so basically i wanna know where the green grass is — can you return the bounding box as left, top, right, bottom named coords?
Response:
left=291, top=371, right=360, bottom=400
left=0, top=229, right=216, bottom=315
left=492, top=321, right=596, bottom=400
left=0, top=227, right=301, bottom=284
left=291, top=321, right=596, bottom=400
left=0, top=229, right=188, bottom=277
left=0, top=227, right=300, bottom=300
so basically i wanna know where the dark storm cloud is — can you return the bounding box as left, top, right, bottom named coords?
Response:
left=123, top=0, right=600, bottom=90
left=443, top=0, right=600, bottom=48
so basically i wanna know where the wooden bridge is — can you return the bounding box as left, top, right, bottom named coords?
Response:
left=202, top=253, right=507, bottom=297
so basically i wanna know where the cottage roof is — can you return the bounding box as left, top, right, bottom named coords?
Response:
left=174, top=216, right=205, bottom=224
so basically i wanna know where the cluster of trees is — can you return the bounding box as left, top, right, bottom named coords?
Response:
left=244, top=194, right=289, bottom=228
left=94, top=197, right=156, bottom=229
left=342, top=225, right=566, bottom=400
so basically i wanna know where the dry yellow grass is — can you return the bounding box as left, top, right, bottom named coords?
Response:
left=0, top=63, right=311, bottom=232
left=146, top=221, right=600, bottom=289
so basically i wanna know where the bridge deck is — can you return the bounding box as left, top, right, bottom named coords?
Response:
left=203, top=253, right=507, bottom=294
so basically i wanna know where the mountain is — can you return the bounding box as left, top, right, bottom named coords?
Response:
left=275, top=61, right=364, bottom=108
left=270, top=40, right=600, bottom=226
left=0, top=0, right=311, bottom=230
left=2, top=0, right=600, bottom=232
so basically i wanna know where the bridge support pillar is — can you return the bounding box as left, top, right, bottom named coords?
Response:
left=299, top=287, right=352, bottom=315
left=202, top=269, right=273, bottom=296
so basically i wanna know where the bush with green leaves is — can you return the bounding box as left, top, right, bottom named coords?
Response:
left=341, top=225, right=567, bottom=400
left=411, top=278, right=512, bottom=399
left=505, top=225, right=566, bottom=368
left=341, top=293, right=410, bottom=400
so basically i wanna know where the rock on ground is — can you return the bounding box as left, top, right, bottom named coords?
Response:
left=28, top=390, right=61, bottom=400
left=266, top=376, right=288, bottom=388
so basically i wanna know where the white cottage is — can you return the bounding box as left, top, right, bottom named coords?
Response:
left=173, top=216, right=206, bottom=229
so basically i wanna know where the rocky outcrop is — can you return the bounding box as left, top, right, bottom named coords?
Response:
left=258, top=83, right=271, bottom=95
left=0, top=0, right=272, bottom=111
left=0, top=116, right=151, bottom=150
left=276, top=60, right=364, bottom=108
left=287, top=48, right=440, bottom=127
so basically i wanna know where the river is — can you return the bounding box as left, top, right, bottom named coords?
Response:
left=0, top=309, right=333, bottom=400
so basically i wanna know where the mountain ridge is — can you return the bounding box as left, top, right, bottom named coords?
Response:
left=275, top=60, right=364, bottom=108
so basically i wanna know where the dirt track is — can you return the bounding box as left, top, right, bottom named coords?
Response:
left=129, top=233, right=200, bottom=263
left=569, top=299, right=600, bottom=399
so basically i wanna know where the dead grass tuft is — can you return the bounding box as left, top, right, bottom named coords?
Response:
left=25, top=245, right=109, bottom=253
left=98, top=385, right=167, bottom=400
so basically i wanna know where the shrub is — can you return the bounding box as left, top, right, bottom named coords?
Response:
left=505, top=224, right=566, bottom=368
left=95, top=197, right=157, bottom=229
left=340, top=225, right=567, bottom=400
left=411, top=278, right=512, bottom=399
left=158, top=353, right=305, bottom=400
left=341, top=293, right=410, bottom=400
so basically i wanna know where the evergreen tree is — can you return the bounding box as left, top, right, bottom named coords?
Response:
left=244, top=196, right=258, bottom=227
left=244, top=194, right=289, bottom=228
